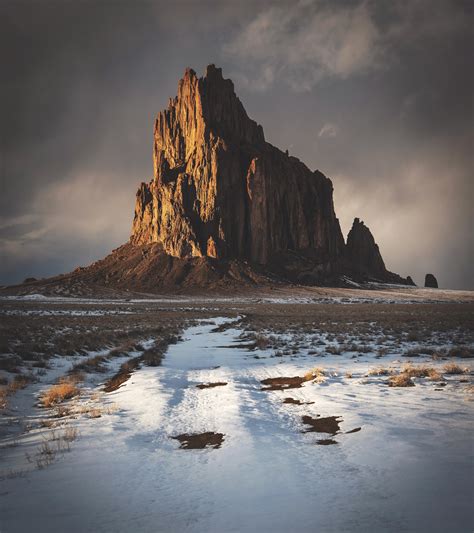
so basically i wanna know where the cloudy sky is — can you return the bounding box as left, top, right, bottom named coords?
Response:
left=1, top=0, right=472, bottom=289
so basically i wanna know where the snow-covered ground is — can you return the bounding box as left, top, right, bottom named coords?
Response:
left=1, top=317, right=473, bottom=532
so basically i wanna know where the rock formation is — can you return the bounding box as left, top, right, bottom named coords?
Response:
left=7, top=65, right=413, bottom=294
left=131, top=65, right=345, bottom=277
left=342, top=218, right=408, bottom=284
left=406, top=276, right=416, bottom=286
left=425, top=274, right=438, bottom=288
left=344, top=218, right=387, bottom=279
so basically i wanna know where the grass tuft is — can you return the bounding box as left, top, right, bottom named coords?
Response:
left=388, top=373, right=415, bottom=387
left=303, top=367, right=325, bottom=382
left=401, top=364, right=442, bottom=381
left=367, top=367, right=395, bottom=376
left=41, top=378, right=80, bottom=408
left=443, top=362, right=468, bottom=375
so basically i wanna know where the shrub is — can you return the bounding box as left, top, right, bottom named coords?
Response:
left=443, top=362, right=468, bottom=375
left=71, top=355, right=108, bottom=374
left=41, top=379, right=79, bottom=408
left=447, top=346, right=473, bottom=359
left=368, top=367, right=395, bottom=376
left=388, top=374, right=415, bottom=387
left=401, top=364, right=441, bottom=381
left=303, top=367, right=325, bottom=382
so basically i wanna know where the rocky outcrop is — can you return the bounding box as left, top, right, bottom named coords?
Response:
left=406, top=276, right=416, bottom=286
left=345, top=218, right=387, bottom=279
left=425, top=274, right=438, bottom=288
left=131, top=65, right=345, bottom=276
left=343, top=218, right=410, bottom=284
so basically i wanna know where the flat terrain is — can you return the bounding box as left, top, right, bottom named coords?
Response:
left=0, top=288, right=473, bottom=532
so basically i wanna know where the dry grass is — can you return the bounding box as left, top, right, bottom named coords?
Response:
left=388, top=373, right=415, bottom=387
left=326, top=346, right=342, bottom=355
left=0, top=389, right=7, bottom=409
left=254, top=334, right=271, bottom=350
left=447, top=346, right=473, bottom=358
left=387, top=364, right=446, bottom=387
left=29, top=427, right=79, bottom=469
left=401, top=364, right=442, bottom=381
left=53, top=405, right=72, bottom=418
left=71, top=354, right=108, bottom=374
left=0, top=374, right=35, bottom=409
left=41, top=378, right=80, bottom=408
left=77, top=405, right=103, bottom=418
left=9, top=374, right=35, bottom=391
left=403, top=346, right=436, bottom=358
left=368, top=367, right=395, bottom=376
left=443, top=362, right=468, bottom=375
left=240, top=303, right=474, bottom=351
left=62, top=427, right=78, bottom=442
left=303, top=367, right=325, bottom=382
left=0, top=304, right=186, bottom=378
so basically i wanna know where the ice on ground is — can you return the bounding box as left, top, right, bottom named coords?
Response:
left=0, top=318, right=473, bottom=532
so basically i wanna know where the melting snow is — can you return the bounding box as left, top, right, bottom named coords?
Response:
left=0, top=318, right=473, bottom=532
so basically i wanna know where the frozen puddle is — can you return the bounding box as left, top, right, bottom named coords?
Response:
left=1, top=317, right=473, bottom=532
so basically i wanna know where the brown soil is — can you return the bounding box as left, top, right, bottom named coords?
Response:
left=171, top=432, right=224, bottom=449
left=301, top=415, right=342, bottom=435
left=261, top=376, right=306, bottom=391
left=196, top=382, right=228, bottom=389
left=103, top=357, right=142, bottom=393
left=316, top=439, right=338, bottom=445
left=219, top=343, right=258, bottom=350
left=345, top=427, right=361, bottom=434
left=283, top=397, right=315, bottom=405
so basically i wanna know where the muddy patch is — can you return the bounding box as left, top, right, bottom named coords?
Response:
left=218, top=343, right=257, bottom=350
left=261, top=376, right=306, bottom=391
left=283, top=397, right=315, bottom=405
left=316, top=439, right=338, bottom=445
left=345, top=427, right=362, bottom=434
left=301, top=415, right=342, bottom=435
left=171, top=432, right=224, bottom=450
left=196, top=382, right=228, bottom=389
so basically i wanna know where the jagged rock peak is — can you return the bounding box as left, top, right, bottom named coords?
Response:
left=345, top=218, right=387, bottom=279
left=156, top=64, right=264, bottom=162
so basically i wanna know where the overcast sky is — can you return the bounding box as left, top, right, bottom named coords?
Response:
left=1, top=0, right=472, bottom=289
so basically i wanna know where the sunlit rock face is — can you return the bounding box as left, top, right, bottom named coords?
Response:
left=131, top=65, right=345, bottom=269
left=129, top=64, right=411, bottom=286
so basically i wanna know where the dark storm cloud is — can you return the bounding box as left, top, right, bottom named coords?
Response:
left=0, top=0, right=472, bottom=288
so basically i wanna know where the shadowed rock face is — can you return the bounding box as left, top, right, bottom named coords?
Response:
left=344, top=218, right=409, bottom=283
left=131, top=65, right=345, bottom=270
left=345, top=218, right=387, bottom=279
left=425, top=273, right=438, bottom=288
